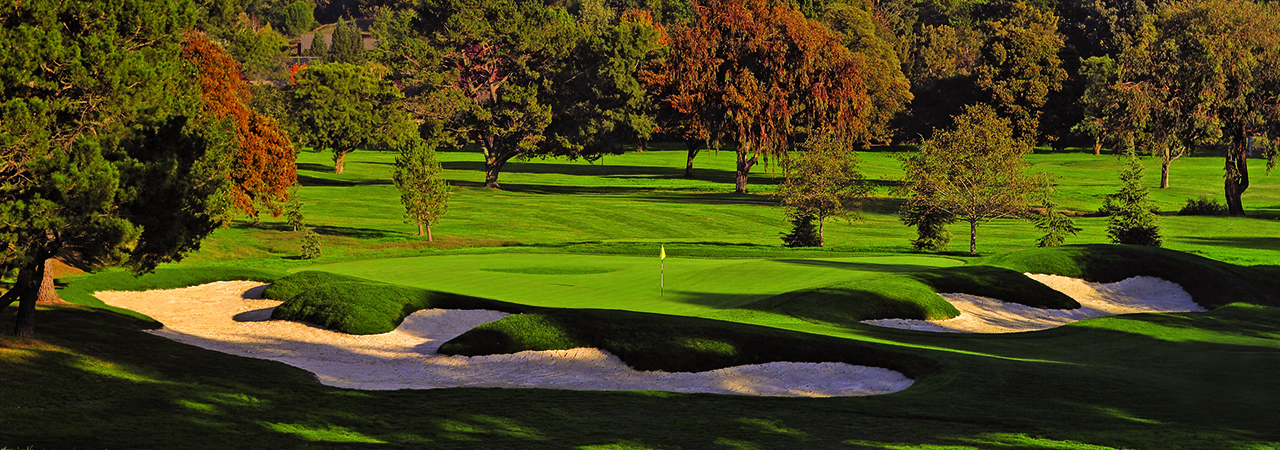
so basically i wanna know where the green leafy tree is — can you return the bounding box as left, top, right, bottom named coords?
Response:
left=0, top=0, right=233, bottom=337
left=1074, top=55, right=1119, bottom=156
left=975, top=1, right=1068, bottom=143
left=901, top=104, right=1046, bottom=253
left=374, top=0, right=580, bottom=188
left=1104, top=153, right=1161, bottom=246
left=393, top=138, right=450, bottom=241
left=776, top=135, right=871, bottom=247
left=1115, top=0, right=1280, bottom=212
left=290, top=63, right=412, bottom=174
left=283, top=1, right=317, bottom=36
left=327, top=18, right=364, bottom=64
left=226, top=24, right=293, bottom=81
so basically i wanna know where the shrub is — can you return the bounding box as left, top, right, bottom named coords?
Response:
left=1179, top=196, right=1227, bottom=216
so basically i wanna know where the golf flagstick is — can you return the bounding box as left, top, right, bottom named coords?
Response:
left=660, top=245, right=666, bottom=296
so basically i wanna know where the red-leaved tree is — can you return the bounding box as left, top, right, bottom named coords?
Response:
left=647, top=0, right=879, bottom=193
left=183, top=32, right=297, bottom=219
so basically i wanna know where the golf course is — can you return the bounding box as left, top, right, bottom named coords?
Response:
left=4, top=147, right=1280, bottom=449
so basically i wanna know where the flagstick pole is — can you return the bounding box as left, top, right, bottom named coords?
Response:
left=661, top=261, right=664, bottom=296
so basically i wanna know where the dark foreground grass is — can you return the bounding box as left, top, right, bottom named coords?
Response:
left=4, top=287, right=1278, bottom=449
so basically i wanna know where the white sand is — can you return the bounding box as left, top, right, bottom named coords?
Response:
left=862, top=274, right=1206, bottom=333
left=94, top=281, right=912, bottom=397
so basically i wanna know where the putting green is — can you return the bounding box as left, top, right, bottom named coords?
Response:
left=304, top=254, right=963, bottom=317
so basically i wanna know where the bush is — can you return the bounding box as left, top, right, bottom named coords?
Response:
left=1179, top=196, right=1227, bottom=216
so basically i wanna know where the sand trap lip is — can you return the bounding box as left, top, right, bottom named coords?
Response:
left=94, top=281, right=912, bottom=397
left=862, top=274, right=1205, bottom=333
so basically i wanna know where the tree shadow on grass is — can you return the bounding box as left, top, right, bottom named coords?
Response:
left=296, top=174, right=392, bottom=187
left=772, top=259, right=946, bottom=273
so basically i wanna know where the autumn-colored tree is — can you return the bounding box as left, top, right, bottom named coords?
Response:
left=1115, top=0, right=1280, bottom=211
left=290, top=63, right=413, bottom=174
left=777, top=135, right=871, bottom=247
left=651, top=0, right=880, bottom=193
left=373, top=0, right=580, bottom=188
left=393, top=138, right=450, bottom=241
left=183, top=32, right=298, bottom=220
left=821, top=0, right=913, bottom=142
left=901, top=104, right=1046, bottom=253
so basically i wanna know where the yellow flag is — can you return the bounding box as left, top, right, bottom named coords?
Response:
left=660, top=245, right=666, bottom=261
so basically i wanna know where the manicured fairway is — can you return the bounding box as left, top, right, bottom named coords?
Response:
left=306, top=254, right=964, bottom=316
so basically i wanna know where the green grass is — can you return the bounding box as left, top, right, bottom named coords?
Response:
left=265, top=271, right=533, bottom=334
left=7, top=145, right=1280, bottom=449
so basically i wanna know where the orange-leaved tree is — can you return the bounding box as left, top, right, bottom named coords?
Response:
left=649, top=0, right=878, bottom=193
left=183, top=32, right=297, bottom=220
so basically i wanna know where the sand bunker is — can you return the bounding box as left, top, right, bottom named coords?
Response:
left=862, top=274, right=1205, bottom=333
left=95, top=281, right=912, bottom=397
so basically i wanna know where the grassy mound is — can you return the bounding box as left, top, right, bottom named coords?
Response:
left=983, top=244, right=1280, bottom=309
left=267, top=271, right=531, bottom=334
left=911, top=265, right=1080, bottom=309
left=741, top=274, right=961, bottom=326
left=439, top=309, right=938, bottom=377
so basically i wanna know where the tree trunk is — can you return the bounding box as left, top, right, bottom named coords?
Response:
left=1093, top=139, right=1102, bottom=156
left=684, top=139, right=702, bottom=177
left=1225, top=136, right=1250, bottom=216
left=417, top=223, right=423, bottom=236
left=818, top=217, right=825, bottom=247
left=484, top=155, right=508, bottom=189
left=1160, top=160, right=1170, bottom=189
left=734, top=148, right=757, bottom=194
left=426, top=222, right=433, bottom=243
left=334, top=150, right=348, bottom=174
left=37, top=259, right=63, bottom=305
left=969, top=219, right=978, bottom=254
left=13, top=257, right=47, bottom=338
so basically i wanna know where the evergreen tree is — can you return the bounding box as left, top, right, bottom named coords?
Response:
left=327, top=18, right=363, bottom=64
left=393, top=138, right=450, bottom=241
left=1104, top=154, right=1162, bottom=246
left=900, top=197, right=956, bottom=251
left=304, top=34, right=328, bottom=57
left=1033, top=195, right=1081, bottom=247
left=285, top=184, right=305, bottom=231
left=1, top=0, right=233, bottom=336
left=781, top=213, right=822, bottom=247
left=283, top=1, right=316, bottom=36
left=300, top=229, right=322, bottom=259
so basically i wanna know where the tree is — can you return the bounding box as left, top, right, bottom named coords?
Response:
left=393, top=138, right=450, bottom=241
left=327, top=18, right=364, bottom=64
left=183, top=32, right=298, bottom=220
left=0, top=0, right=233, bottom=336
left=1033, top=194, right=1082, bottom=247
left=373, top=0, right=579, bottom=188
left=899, top=189, right=957, bottom=251
left=776, top=135, right=871, bottom=247
left=974, top=1, right=1068, bottom=143
left=1104, top=153, right=1161, bottom=246
left=781, top=213, right=822, bottom=247
left=290, top=63, right=412, bottom=174
left=1116, top=0, right=1280, bottom=213
left=1073, top=56, right=1119, bottom=156
left=283, top=1, right=317, bottom=36
left=225, top=23, right=292, bottom=81
left=650, top=0, right=887, bottom=193
left=900, top=104, right=1046, bottom=253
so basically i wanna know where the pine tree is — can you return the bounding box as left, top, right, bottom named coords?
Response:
left=392, top=138, right=450, bottom=241
left=300, top=229, right=322, bottom=259
left=1104, top=154, right=1162, bottom=246
left=1034, top=197, right=1082, bottom=247
left=900, top=198, right=956, bottom=251
left=285, top=184, right=305, bottom=231
left=327, top=18, right=363, bottom=64
left=781, top=213, right=822, bottom=247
